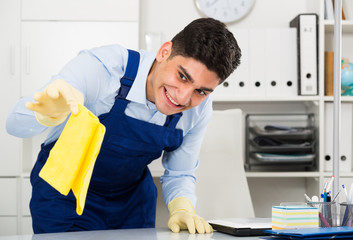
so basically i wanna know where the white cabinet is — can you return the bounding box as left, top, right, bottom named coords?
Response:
left=0, top=178, right=18, bottom=216
left=20, top=178, right=33, bottom=234
left=0, top=0, right=21, bottom=176
left=21, top=0, right=138, bottom=21
left=21, top=178, right=31, bottom=216
left=0, top=217, right=17, bottom=236
left=20, top=217, right=33, bottom=235
left=0, top=0, right=21, bottom=235
left=21, top=21, right=138, bottom=96
left=0, top=0, right=139, bottom=235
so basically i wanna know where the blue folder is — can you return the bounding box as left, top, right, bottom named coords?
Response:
left=264, top=227, right=353, bottom=239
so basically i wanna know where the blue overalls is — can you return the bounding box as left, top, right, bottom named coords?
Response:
left=30, top=50, right=184, bottom=233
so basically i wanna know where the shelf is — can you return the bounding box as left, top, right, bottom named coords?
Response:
left=324, top=20, right=353, bottom=33
left=213, top=96, right=320, bottom=102
left=245, top=172, right=320, bottom=178
left=322, top=172, right=353, bottom=177
left=324, top=96, right=353, bottom=102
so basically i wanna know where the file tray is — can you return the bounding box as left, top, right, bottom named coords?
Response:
left=249, top=140, right=315, bottom=153
left=251, top=153, right=315, bottom=163
left=245, top=113, right=316, bottom=171
left=249, top=125, right=315, bottom=140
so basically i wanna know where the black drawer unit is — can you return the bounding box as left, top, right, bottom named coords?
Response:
left=245, top=114, right=316, bottom=171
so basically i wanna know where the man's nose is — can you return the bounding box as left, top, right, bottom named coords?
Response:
left=177, top=85, right=193, bottom=106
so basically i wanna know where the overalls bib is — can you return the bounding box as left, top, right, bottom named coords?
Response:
left=30, top=50, right=184, bottom=233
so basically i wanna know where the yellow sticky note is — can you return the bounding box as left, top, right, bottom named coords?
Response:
left=39, top=104, right=105, bottom=215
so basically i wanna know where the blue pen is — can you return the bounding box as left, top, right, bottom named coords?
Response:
left=342, top=185, right=350, bottom=226
left=323, top=190, right=328, bottom=220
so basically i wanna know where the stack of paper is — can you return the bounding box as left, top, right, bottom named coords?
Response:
left=272, top=205, right=319, bottom=229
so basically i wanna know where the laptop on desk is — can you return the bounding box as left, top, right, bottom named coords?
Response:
left=208, top=218, right=272, bottom=236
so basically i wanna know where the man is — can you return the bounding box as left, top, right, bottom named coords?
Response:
left=6, top=18, right=241, bottom=234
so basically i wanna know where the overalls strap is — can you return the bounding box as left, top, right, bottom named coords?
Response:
left=116, top=49, right=140, bottom=99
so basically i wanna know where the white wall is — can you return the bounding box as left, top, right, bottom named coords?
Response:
left=139, top=0, right=317, bottom=51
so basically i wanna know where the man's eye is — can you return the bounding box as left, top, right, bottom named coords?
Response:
left=196, top=89, right=207, bottom=96
left=179, top=72, right=187, bottom=81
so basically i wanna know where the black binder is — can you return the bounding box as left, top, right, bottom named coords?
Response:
left=290, top=13, right=319, bottom=96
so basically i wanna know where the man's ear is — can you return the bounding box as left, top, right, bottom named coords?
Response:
left=156, top=41, right=172, bottom=62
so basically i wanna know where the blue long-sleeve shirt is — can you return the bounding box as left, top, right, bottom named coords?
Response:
left=6, top=44, right=213, bottom=208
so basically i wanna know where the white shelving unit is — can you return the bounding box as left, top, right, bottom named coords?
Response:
left=210, top=0, right=353, bottom=218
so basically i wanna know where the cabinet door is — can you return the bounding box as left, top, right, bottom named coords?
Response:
left=20, top=216, right=33, bottom=235
left=22, top=0, right=139, bottom=21
left=0, top=178, right=17, bottom=216
left=0, top=217, right=17, bottom=236
left=21, top=177, right=31, bottom=216
left=0, top=0, right=21, bottom=176
left=21, top=21, right=139, bottom=97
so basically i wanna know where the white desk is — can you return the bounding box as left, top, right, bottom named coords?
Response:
left=0, top=228, right=265, bottom=240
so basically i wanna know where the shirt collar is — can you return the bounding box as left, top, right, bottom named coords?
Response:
left=126, top=50, right=157, bottom=109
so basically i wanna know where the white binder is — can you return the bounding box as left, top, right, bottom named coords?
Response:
left=265, top=28, right=281, bottom=96
left=265, top=28, right=297, bottom=97
left=279, top=28, right=298, bottom=96
left=290, top=14, right=318, bottom=95
left=324, top=103, right=352, bottom=172
left=248, top=29, right=266, bottom=97
left=233, top=29, right=250, bottom=97
left=211, top=78, right=236, bottom=100
left=212, top=29, right=249, bottom=99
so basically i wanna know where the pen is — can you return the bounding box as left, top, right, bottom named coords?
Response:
left=323, top=190, right=328, bottom=220
left=326, top=192, right=331, bottom=202
left=326, top=175, right=334, bottom=192
left=332, top=190, right=341, bottom=202
left=349, top=183, right=353, bottom=204
left=304, top=194, right=312, bottom=202
left=342, top=185, right=350, bottom=226
left=322, top=179, right=329, bottom=194
left=343, top=185, right=349, bottom=203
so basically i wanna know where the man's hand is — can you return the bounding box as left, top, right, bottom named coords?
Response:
left=26, top=79, right=84, bottom=126
left=168, top=197, right=213, bottom=234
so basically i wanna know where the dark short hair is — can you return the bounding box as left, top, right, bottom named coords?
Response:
left=170, top=18, right=241, bottom=83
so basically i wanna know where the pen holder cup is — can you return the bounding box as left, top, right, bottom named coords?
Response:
left=307, top=202, right=337, bottom=228
left=340, top=202, right=353, bottom=227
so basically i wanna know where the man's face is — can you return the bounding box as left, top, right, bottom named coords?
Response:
left=146, top=42, right=220, bottom=115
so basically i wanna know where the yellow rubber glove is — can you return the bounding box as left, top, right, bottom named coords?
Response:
left=26, top=79, right=84, bottom=126
left=168, top=197, right=213, bottom=234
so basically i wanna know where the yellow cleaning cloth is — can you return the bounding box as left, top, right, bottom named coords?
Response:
left=39, top=104, right=105, bottom=215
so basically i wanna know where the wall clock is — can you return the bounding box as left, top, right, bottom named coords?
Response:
left=194, top=0, right=255, bottom=23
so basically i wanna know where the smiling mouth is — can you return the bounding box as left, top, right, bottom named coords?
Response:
left=164, top=88, right=182, bottom=107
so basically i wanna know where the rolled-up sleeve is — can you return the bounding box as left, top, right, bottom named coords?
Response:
left=6, top=45, right=124, bottom=141
left=6, top=96, right=48, bottom=138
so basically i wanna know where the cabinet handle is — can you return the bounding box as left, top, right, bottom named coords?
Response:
left=26, top=47, right=31, bottom=74
left=11, top=46, right=16, bottom=75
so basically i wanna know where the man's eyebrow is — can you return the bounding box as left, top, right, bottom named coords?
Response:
left=200, top=87, right=214, bottom=93
left=179, top=65, right=214, bottom=93
left=179, top=65, right=194, bottom=83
